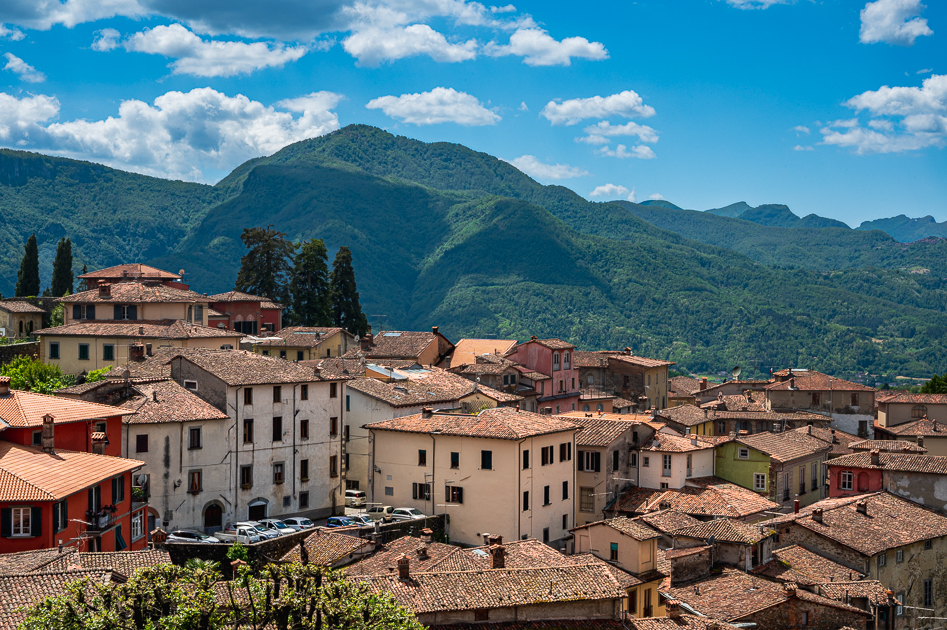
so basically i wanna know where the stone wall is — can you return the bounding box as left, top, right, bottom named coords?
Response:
left=0, top=340, right=39, bottom=364
left=774, top=523, right=867, bottom=573
left=742, top=594, right=869, bottom=630
left=668, top=547, right=712, bottom=585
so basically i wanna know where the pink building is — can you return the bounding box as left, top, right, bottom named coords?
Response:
left=207, top=290, right=284, bottom=334
left=505, top=337, right=580, bottom=414
left=826, top=450, right=885, bottom=497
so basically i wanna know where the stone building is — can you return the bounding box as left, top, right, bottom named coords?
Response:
left=764, top=369, right=876, bottom=439
left=574, top=349, right=673, bottom=411
left=0, top=301, right=44, bottom=338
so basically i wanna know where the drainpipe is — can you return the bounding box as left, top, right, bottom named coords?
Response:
left=429, top=432, right=436, bottom=516
left=230, top=387, right=243, bottom=523
left=292, top=383, right=297, bottom=507
left=517, top=436, right=527, bottom=541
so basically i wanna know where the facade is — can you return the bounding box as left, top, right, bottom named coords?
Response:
left=0, top=301, right=45, bottom=339
left=877, top=393, right=947, bottom=428
left=59, top=282, right=211, bottom=326
left=657, top=401, right=830, bottom=437
left=765, top=369, right=876, bottom=439
left=250, top=326, right=356, bottom=361
left=207, top=290, right=284, bottom=334
left=827, top=450, right=947, bottom=512
left=505, top=337, right=581, bottom=413
left=573, top=349, right=673, bottom=411
left=365, top=407, right=579, bottom=547
left=635, top=433, right=717, bottom=491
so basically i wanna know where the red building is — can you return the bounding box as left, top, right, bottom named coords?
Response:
left=504, top=337, right=581, bottom=414
left=207, top=290, right=284, bottom=334
left=827, top=450, right=886, bottom=497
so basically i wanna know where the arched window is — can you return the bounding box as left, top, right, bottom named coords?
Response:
left=913, top=405, right=928, bottom=419
left=587, top=375, right=594, bottom=385
left=583, top=404, right=590, bottom=412
left=597, top=403, right=604, bottom=412
left=553, top=353, right=560, bottom=371
left=563, top=352, right=571, bottom=370
left=18, top=321, right=23, bottom=334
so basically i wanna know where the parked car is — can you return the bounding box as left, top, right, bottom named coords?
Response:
left=257, top=518, right=298, bottom=534
left=234, top=521, right=278, bottom=539
left=215, top=526, right=263, bottom=544
left=248, top=521, right=285, bottom=538
left=283, top=517, right=316, bottom=530
left=166, top=530, right=220, bottom=544
left=326, top=516, right=355, bottom=528
left=345, top=490, right=367, bottom=507
left=347, top=514, right=372, bottom=526
left=366, top=505, right=394, bottom=522
left=391, top=507, right=427, bottom=521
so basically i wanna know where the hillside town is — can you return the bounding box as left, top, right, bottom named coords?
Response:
left=1, top=262, right=946, bottom=630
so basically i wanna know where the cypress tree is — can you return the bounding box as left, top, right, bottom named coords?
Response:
left=234, top=225, right=296, bottom=303
left=289, top=239, right=333, bottom=327
left=51, top=237, right=74, bottom=297
left=329, top=246, right=368, bottom=338
left=77, top=264, right=88, bottom=292
left=14, top=233, right=40, bottom=297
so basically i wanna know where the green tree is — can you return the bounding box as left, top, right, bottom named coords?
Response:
left=77, top=264, right=88, bottom=292
left=921, top=372, right=947, bottom=394
left=15, top=233, right=40, bottom=297
left=48, top=302, right=65, bottom=327
left=330, top=246, right=368, bottom=338
left=0, top=355, right=75, bottom=393
left=50, top=237, right=73, bottom=297
left=290, top=239, right=333, bottom=327
left=235, top=225, right=296, bottom=304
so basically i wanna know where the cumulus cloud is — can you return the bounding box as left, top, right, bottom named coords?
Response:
left=596, top=144, right=656, bottom=159
left=588, top=183, right=635, bottom=200
left=3, top=53, right=45, bottom=83
left=859, top=0, right=932, bottom=46
left=0, top=24, right=25, bottom=40
left=0, top=0, right=146, bottom=30
left=793, top=125, right=810, bottom=135
left=541, top=90, right=655, bottom=126
left=576, top=120, right=659, bottom=145
left=91, top=27, right=121, bottom=51
left=484, top=27, right=607, bottom=66
left=648, top=193, right=664, bottom=200
left=0, top=87, right=342, bottom=181
left=819, top=74, right=947, bottom=154
left=506, top=155, right=589, bottom=180
left=723, top=0, right=790, bottom=7
left=366, top=87, right=498, bottom=125
left=342, top=24, right=476, bottom=65
left=115, top=24, right=308, bottom=77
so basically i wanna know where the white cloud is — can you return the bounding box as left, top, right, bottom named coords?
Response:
left=588, top=183, right=635, bottom=200
left=119, top=24, right=307, bottom=77
left=0, top=24, right=25, bottom=40
left=484, top=27, right=606, bottom=66
left=723, top=0, right=790, bottom=8
left=859, top=0, right=932, bottom=46
left=342, top=24, right=476, bottom=65
left=917, top=68, right=933, bottom=74
left=793, top=125, right=810, bottom=135
left=819, top=74, right=947, bottom=154
left=577, top=120, right=659, bottom=145
left=596, top=144, right=656, bottom=159
left=0, top=0, right=146, bottom=30
left=91, top=27, right=121, bottom=51
left=793, top=144, right=814, bottom=151
left=366, top=87, right=499, bottom=125
left=0, top=87, right=342, bottom=181
left=648, top=193, right=664, bottom=200
left=506, top=155, right=589, bottom=180
left=3, top=53, right=45, bottom=83
left=541, top=90, right=655, bottom=126
left=518, top=101, right=528, bottom=111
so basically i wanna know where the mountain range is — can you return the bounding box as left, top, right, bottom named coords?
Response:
left=1, top=125, right=945, bottom=380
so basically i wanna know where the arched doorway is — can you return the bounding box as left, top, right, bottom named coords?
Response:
left=203, top=503, right=223, bottom=533
left=247, top=498, right=268, bottom=521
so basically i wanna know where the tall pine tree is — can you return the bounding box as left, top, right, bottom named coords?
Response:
left=51, top=237, right=74, bottom=297
left=234, top=225, right=295, bottom=303
left=289, top=239, right=332, bottom=327
left=15, top=233, right=40, bottom=297
left=330, top=246, right=368, bottom=338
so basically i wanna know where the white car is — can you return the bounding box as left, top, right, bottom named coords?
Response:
left=390, top=507, right=426, bottom=521
left=166, top=530, right=220, bottom=544
left=234, top=521, right=278, bottom=539
left=282, top=517, right=316, bottom=530
left=257, top=518, right=298, bottom=535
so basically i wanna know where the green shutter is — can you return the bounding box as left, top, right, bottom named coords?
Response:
left=0, top=508, right=11, bottom=537
left=31, top=507, right=41, bottom=536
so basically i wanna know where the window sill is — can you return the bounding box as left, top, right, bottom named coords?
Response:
left=188, top=446, right=202, bottom=451
left=240, top=484, right=252, bottom=490
left=188, top=490, right=201, bottom=494
left=274, top=481, right=284, bottom=485
left=300, top=477, right=309, bottom=482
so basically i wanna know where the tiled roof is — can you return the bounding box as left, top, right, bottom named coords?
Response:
left=251, top=326, right=351, bottom=348
left=119, top=380, right=230, bottom=424
left=635, top=509, right=702, bottom=534
left=669, top=377, right=702, bottom=396
left=343, top=331, right=442, bottom=360
left=282, top=530, right=374, bottom=565
left=103, top=346, right=191, bottom=379
left=0, top=547, right=77, bottom=575
left=612, top=397, right=635, bottom=409
left=0, top=301, right=45, bottom=314
left=0, top=388, right=131, bottom=427
left=849, top=439, right=928, bottom=453
left=450, top=362, right=517, bottom=376
left=672, top=518, right=773, bottom=544
left=663, top=545, right=711, bottom=559
left=572, top=516, right=662, bottom=541
left=665, top=567, right=868, bottom=622
left=79, top=264, right=180, bottom=280
left=805, top=426, right=862, bottom=457
left=763, top=492, right=947, bottom=556
left=35, top=319, right=244, bottom=339
left=879, top=418, right=947, bottom=437
left=172, top=350, right=324, bottom=386
left=0, top=441, right=143, bottom=501
left=765, top=371, right=875, bottom=392
left=623, top=614, right=741, bottom=630
left=877, top=392, right=947, bottom=405
left=450, top=339, right=518, bottom=368
left=346, top=537, right=464, bottom=577
left=207, top=290, right=268, bottom=302
left=561, top=414, right=642, bottom=447
left=638, top=433, right=717, bottom=453
left=827, top=452, right=947, bottom=474
left=430, top=621, right=636, bottom=630
left=702, top=394, right=766, bottom=413
left=527, top=338, right=574, bottom=350
left=572, top=350, right=673, bottom=369
left=818, top=580, right=897, bottom=606
left=0, top=569, right=115, bottom=629
left=701, top=380, right=774, bottom=394
left=708, top=408, right=830, bottom=423
left=365, top=406, right=579, bottom=440
left=308, top=357, right=364, bottom=380
left=59, top=282, right=208, bottom=304
left=348, top=374, right=470, bottom=408
left=656, top=405, right=708, bottom=427
left=35, top=549, right=171, bottom=577
left=751, top=544, right=862, bottom=585
left=430, top=539, right=590, bottom=574
left=612, top=477, right=779, bottom=520
left=735, top=427, right=833, bottom=463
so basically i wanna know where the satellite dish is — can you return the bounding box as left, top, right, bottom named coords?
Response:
left=731, top=366, right=742, bottom=379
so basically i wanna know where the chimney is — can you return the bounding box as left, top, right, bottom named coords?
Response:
left=482, top=533, right=491, bottom=545
left=789, top=377, right=795, bottom=389
left=41, top=414, right=55, bottom=454
left=417, top=545, right=429, bottom=560
left=421, top=528, right=433, bottom=544
left=856, top=500, right=868, bottom=515
left=691, top=437, right=698, bottom=446
left=421, top=407, right=433, bottom=419
left=396, top=554, right=410, bottom=580
left=0, top=376, right=10, bottom=396
left=870, top=449, right=881, bottom=466
left=129, top=344, right=145, bottom=361
left=360, top=332, right=374, bottom=351
left=659, top=501, right=672, bottom=510
left=152, top=390, right=158, bottom=403
left=783, top=582, right=797, bottom=597
left=918, top=436, right=925, bottom=448
left=432, top=326, right=439, bottom=336
left=488, top=534, right=503, bottom=545
left=490, top=544, right=506, bottom=569
left=812, top=508, right=824, bottom=523
left=138, top=326, right=145, bottom=336
left=794, top=499, right=800, bottom=514
left=530, top=335, right=537, bottom=341
left=666, top=600, right=681, bottom=619
left=624, top=347, right=632, bottom=355
left=699, top=378, right=707, bottom=391
left=98, top=284, right=111, bottom=297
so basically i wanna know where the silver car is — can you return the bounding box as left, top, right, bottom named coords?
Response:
left=257, top=518, right=298, bottom=534
left=282, top=517, right=316, bottom=530
left=390, top=507, right=426, bottom=521
left=166, top=530, right=220, bottom=543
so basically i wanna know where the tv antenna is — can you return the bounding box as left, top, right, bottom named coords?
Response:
left=371, top=315, right=388, bottom=332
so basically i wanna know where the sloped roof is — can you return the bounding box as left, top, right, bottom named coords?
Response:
left=251, top=326, right=352, bottom=348
left=735, top=427, right=832, bottom=463
left=207, top=290, right=268, bottom=302
left=59, top=282, right=207, bottom=304
left=450, top=339, right=518, bottom=368
left=827, top=452, right=947, bottom=474
left=34, top=549, right=171, bottom=577
left=638, top=433, right=717, bottom=453
left=79, top=264, right=180, bottom=280
left=0, top=388, right=132, bottom=428
left=282, top=530, right=373, bottom=565
left=344, top=331, right=445, bottom=360
left=805, top=426, right=862, bottom=457
left=635, top=509, right=702, bottom=534
left=572, top=350, right=673, bottom=369
left=612, top=477, right=779, bottom=520
left=118, top=380, right=230, bottom=424
left=171, top=350, right=325, bottom=386
left=849, top=439, right=928, bottom=453
left=765, top=371, right=875, bottom=392
left=877, top=392, right=947, bottom=405
left=365, top=406, right=579, bottom=440
left=672, top=518, right=773, bottom=545
left=669, top=376, right=702, bottom=397
left=751, top=544, right=862, bottom=585
left=35, top=319, right=244, bottom=339
left=819, top=580, right=897, bottom=606
left=656, top=405, right=708, bottom=427
left=879, top=418, right=947, bottom=437
left=0, top=569, right=115, bottom=629
left=562, top=414, right=643, bottom=447
left=0, top=301, right=45, bottom=314
left=571, top=516, right=661, bottom=541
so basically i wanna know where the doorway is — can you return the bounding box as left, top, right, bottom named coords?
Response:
left=204, top=504, right=222, bottom=533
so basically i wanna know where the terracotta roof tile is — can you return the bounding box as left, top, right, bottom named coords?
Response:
left=879, top=418, right=947, bottom=437
left=0, top=569, right=115, bottom=629
left=0, top=389, right=131, bottom=427
left=669, top=377, right=702, bottom=396
left=572, top=350, right=673, bottom=369
left=672, top=518, right=773, bottom=544
left=171, top=350, right=325, bottom=386
left=0, top=547, right=77, bottom=575
left=450, top=339, right=519, bottom=368
left=663, top=545, right=712, bottom=559
left=635, top=509, right=702, bottom=534
left=59, top=282, right=208, bottom=304
left=118, top=380, right=230, bottom=424
left=35, top=319, right=244, bottom=339
left=612, top=477, right=779, bottom=520
left=430, top=620, right=637, bottom=630
left=572, top=516, right=662, bottom=541
left=0, top=301, right=45, bottom=314
left=282, top=530, right=374, bottom=565
left=348, top=367, right=511, bottom=407
left=657, top=405, right=709, bottom=427
left=765, top=371, right=875, bottom=392
left=343, top=331, right=445, bottom=360
left=345, top=537, right=461, bottom=577
left=34, top=549, right=171, bottom=577
left=623, top=614, right=740, bottom=630
left=735, top=427, right=833, bottom=463
left=558, top=414, right=643, bottom=447
left=828, top=452, right=947, bottom=474
left=207, top=290, right=268, bottom=302
left=818, top=580, right=897, bottom=606
left=804, top=427, right=862, bottom=457
left=252, top=326, right=352, bottom=348
left=849, top=439, right=928, bottom=453
left=751, top=544, right=862, bottom=585
left=79, top=264, right=180, bottom=280
left=365, top=406, right=579, bottom=440
left=638, top=433, right=717, bottom=453
left=876, top=392, right=947, bottom=405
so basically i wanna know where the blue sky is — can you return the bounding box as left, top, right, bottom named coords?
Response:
left=0, top=0, right=944, bottom=225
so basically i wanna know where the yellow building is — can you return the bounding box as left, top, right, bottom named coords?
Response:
left=0, top=301, right=45, bottom=339
left=59, top=282, right=211, bottom=326
left=250, top=326, right=356, bottom=361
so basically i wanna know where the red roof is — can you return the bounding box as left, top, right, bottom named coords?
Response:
left=0, top=389, right=132, bottom=428
left=78, top=264, right=180, bottom=280
left=765, top=370, right=875, bottom=392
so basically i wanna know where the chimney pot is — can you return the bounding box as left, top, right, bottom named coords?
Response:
left=699, top=378, right=707, bottom=391
left=360, top=332, right=374, bottom=351
left=0, top=376, right=10, bottom=396
left=396, top=554, right=410, bottom=580
left=432, top=326, right=439, bottom=336
left=41, top=414, right=55, bottom=454
left=489, top=544, right=506, bottom=569
left=421, top=407, right=433, bottom=419
left=856, top=500, right=868, bottom=515
left=794, top=499, right=800, bottom=514
left=812, top=508, right=824, bottom=523
left=870, top=449, right=881, bottom=466
left=421, top=528, right=433, bottom=543
left=666, top=600, right=681, bottom=619
left=530, top=335, right=537, bottom=341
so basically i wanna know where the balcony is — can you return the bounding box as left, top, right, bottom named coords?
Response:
left=85, top=510, right=116, bottom=533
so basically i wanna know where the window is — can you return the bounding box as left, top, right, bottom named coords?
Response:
left=642, top=456, right=650, bottom=467
left=630, top=453, right=638, bottom=467
left=629, top=589, right=637, bottom=615
left=925, top=539, right=933, bottom=550
left=273, top=386, right=281, bottom=403
left=273, top=463, right=285, bottom=484
left=754, top=473, right=767, bottom=491
left=343, top=424, right=349, bottom=442
left=840, top=471, right=853, bottom=491
left=48, top=342, right=60, bottom=359
left=112, top=475, right=125, bottom=503
left=300, top=384, right=308, bottom=400
left=560, top=442, right=572, bottom=462
left=330, top=455, right=338, bottom=477
left=662, top=454, right=672, bottom=477
left=850, top=393, right=859, bottom=407
left=811, top=392, right=821, bottom=406
left=522, top=491, right=529, bottom=511
left=240, top=466, right=252, bottom=488
left=345, top=453, right=350, bottom=470
left=330, top=383, right=338, bottom=398
left=244, top=388, right=253, bottom=405
left=783, top=472, right=791, bottom=501
left=446, top=485, right=464, bottom=503
left=450, top=452, right=459, bottom=469
left=384, top=486, right=394, bottom=496
left=102, top=344, right=115, bottom=361
left=128, top=511, right=143, bottom=541
left=878, top=553, right=886, bottom=568
left=183, top=380, right=198, bottom=391
left=660, top=482, right=669, bottom=489
left=31, top=431, right=41, bottom=447
left=811, top=462, right=819, bottom=491
left=799, top=465, right=806, bottom=495
left=52, top=500, right=68, bottom=532
left=188, top=470, right=202, bottom=493
left=300, top=459, right=309, bottom=482
left=187, top=427, right=202, bottom=450
left=414, top=449, right=426, bottom=466
left=300, top=419, right=309, bottom=439
left=897, top=549, right=904, bottom=563
left=612, top=450, right=620, bottom=472
left=412, top=482, right=431, bottom=500
left=542, top=527, right=550, bottom=543
left=330, top=416, right=338, bottom=436
left=607, top=542, right=618, bottom=561
left=717, top=420, right=726, bottom=434
left=563, top=514, right=568, bottom=530
left=522, top=450, right=530, bottom=469
left=474, top=610, right=489, bottom=622
left=243, top=419, right=254, bottom=443
left=481, top=450, right=493, bottom=470
left=299, top=492, right=310, bottom=509
left=553, top=353, right=560, bottom=371
left=925, top=579, right=933, bottom=607
left=543, top=485, right=550, bottom=506
left=913, top=405, right=928, bottom=418
left=577, top=450, right=601, bottom=472
left=541, top=445, right=555, bottom=466
left=580, top=487, right=595, bottom=512
left=280, top=350, right=287, bottom=359
left=738, top=448, right=749, bottom=459
left=78, top=344, right=90, bottom=360
left=801, top=611, right=808, bottom=626
left=562, top=481, right=569, bottom=500
left=297, top=351, right=304, bottom=361
left=346, top=395, right=350, bottom=411
left=136, top=434, right=148, bottom=453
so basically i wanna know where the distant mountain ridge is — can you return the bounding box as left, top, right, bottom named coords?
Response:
left=857, top=215, right=947, bottom=242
